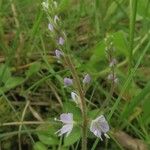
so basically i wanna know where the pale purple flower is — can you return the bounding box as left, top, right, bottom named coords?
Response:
left=54, top=15, right=59, bottom=23
left=55, top=113, right=74, bottom=137
left=55, top=49, right=64, bottom=59
left=83, top=74, right=91, bottom=84
left=58, top=37, right=65, bottom=45
left=48, top=23, right=54, bottom=31
left=109, top=58, right=117, bottom=67
left=90, top=115, right=110, bottom=140
left=71, top=92, right=80, bottom=104
left=64, top=78, right=73, bottom=86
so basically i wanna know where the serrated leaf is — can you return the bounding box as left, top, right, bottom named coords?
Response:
left=64, top=127, right=81, bottom=147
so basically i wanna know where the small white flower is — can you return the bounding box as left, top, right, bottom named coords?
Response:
left=90, top=115, right=110, bottom=140
left=48, top=23, right=54, bottom=31
left=71, top=92, right=80, bottom=104
left=55, top=113, right=74, bottom=137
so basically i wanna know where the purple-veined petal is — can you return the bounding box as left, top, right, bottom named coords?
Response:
left=58, top=37, right=65, bottom=45
left=83, top=74, right=91, bottom=84
left=60, top=113, right=73, bottom=124
left=90, top=115, right=110, bottom=140
left=64, top=78, right=73, bottom=86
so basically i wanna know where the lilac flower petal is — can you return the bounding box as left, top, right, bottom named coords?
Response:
left=54, top=15, right=59, bottom=23
left=90, top=122, right=103, bottom=140
left=64, top=78, right=73, bottom=86
left=55, top=49, right=64, bottom=59
left=96, top=115, right=109, bottom=133
left=58, top=124, right=73, bottom=137
left=59, top=37, right=65, bottom=45
left=71, top=92, right=79, bottom=104
left=90, top=115, right=110, bottom=140
left=83, top=74, right=91, bottom=84
left=60, top=113, right=73, bottom=124
left=48, top=23, right=54, bottom=31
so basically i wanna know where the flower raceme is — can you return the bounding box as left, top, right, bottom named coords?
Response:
left=55, top=113, right=74, bottom=137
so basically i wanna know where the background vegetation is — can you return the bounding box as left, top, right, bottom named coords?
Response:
left=0, top=0, right=150, bottom=149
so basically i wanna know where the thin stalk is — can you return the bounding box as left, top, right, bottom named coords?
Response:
left=129, top=0, right=138, bottom=72
left=65, top=55, right=87, bottom=150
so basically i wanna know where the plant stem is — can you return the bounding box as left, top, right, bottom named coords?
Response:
left=65, top=55, right=87, bottom=150
left=129, top=0, right=138, bottom=72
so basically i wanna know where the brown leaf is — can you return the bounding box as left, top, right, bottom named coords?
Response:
left=113, top=130, right=148, bottom=150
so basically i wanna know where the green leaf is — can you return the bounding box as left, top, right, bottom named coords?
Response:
left=112, top=31, right=129, bottom=57
left=121, top=81, right=150, bottom=119
left=64, top=127, right=81, bottom=147
left=26, top=62, right=41, bottom=77
left=0, top=64, right=11, bottom=83
left=88, top=109, right=102, bottom=119
left=37, top=125, right=59, bottom=146
left=58, top=0, right=71, bottom=12
left=33, top=142, right=47, bottom=150
left=4, top=77, right=24, bottom=90
left=63, top=101, right=82, bottom=122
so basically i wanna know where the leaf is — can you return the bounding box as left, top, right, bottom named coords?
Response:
left=33, top=142, right=47, bottom=150
left=37, top=125, right=59, bottom=146
left=64, top=127, right=81, bottom=147
left=113, top=130, right=148, bottom=150
left=121, top=81, right=150, bottom=119
left=141, top=97, right=150, bottom=125
left=58, top=0, right=71, bottom=12
left=26, top=62, right=41, bottom=77
left=0, top=64, right=11, bottom=83
left=112, top=31, right=129, bottom=57
left=4, top=77, right=24, bottom=90
left=63, top=101, right=82, bottom=122
left=88, top=109, right=102, bottom=119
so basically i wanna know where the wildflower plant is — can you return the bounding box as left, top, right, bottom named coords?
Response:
left=42, top=1, right=110, bottom=149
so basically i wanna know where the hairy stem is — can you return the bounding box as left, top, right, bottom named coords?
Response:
left=65, top=55, right=87, bottom=150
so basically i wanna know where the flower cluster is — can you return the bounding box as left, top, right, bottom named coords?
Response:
left=42, top=0, right=110, bottom=142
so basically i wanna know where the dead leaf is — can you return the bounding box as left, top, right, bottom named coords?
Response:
left=113, top=130, right=148, bottom=150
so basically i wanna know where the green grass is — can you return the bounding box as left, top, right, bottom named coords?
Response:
left=0, top=0, right=150, bottom=149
